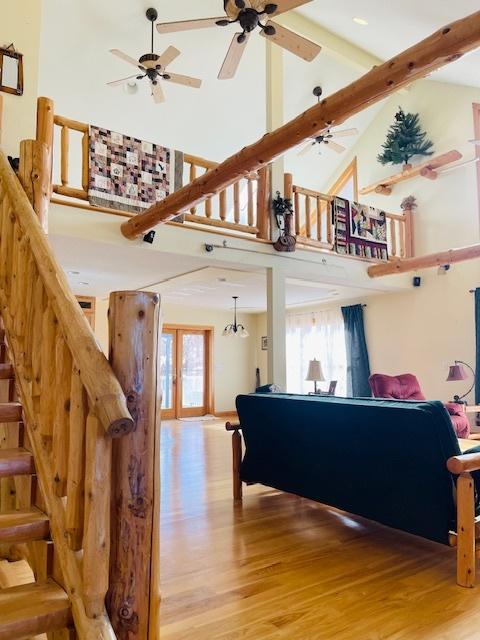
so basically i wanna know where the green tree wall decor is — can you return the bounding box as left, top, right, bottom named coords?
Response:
left=377, top=108, right=434, bottom=168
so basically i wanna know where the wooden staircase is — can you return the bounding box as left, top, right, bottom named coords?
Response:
left=0, top=146, right=134, bottom=637
left=0, top=330, right=74, bottom=639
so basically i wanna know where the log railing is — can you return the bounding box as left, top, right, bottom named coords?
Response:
left=287, top=174, right=414, bottom=260
left=53, top=113, right=90, bottom=202
left=0, top=147, right=133, bottom=637
left=44, top=98, right=271, bottom=240
left=183, top=153, right=269, bottom=237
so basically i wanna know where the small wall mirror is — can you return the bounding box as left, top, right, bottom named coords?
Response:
left=0, top=46, right=23, bottom=96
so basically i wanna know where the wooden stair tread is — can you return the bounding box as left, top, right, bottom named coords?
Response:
left=0, top=449, right=35, bottom=478
left=0, top=364, right=14, bottom=380
left=0, top=509, right=49, bottom=544
left=0, top=402, right=22, bottom=422
left=0, top=580, right=72, bottom=640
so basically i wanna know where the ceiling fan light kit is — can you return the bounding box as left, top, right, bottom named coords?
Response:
left=156, top=0, right=321, bottom=80
left=107, top=8, right=202, bottom=103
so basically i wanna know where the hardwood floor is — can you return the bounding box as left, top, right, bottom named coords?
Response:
left=160, top=418, right=480, bottom=639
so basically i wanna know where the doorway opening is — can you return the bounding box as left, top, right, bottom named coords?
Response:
left=160, top=325, right=213, bottom=419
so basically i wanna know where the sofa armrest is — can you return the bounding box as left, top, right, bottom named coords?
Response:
left=447, top=453, right=480, bottom=475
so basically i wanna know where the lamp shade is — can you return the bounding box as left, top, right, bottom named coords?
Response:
left=306, top=359, right=325, bottom=382
left=446, top=363, right=468, bottom=382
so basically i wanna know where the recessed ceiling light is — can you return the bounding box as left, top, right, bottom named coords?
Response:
left=79, top=281, right=89, bottom=286
left=353, top=17, right=368, bottom=26
left=67, top=270, right=80, bottom=276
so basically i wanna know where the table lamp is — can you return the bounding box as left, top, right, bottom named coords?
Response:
left=446, top=360, right=475, bottom=404
left=306, top=359, right=325, bottom=394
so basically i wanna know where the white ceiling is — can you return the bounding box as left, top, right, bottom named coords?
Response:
left=297, top=0, right=480, bottom=88
left=49, top=235, right=375, bottom=311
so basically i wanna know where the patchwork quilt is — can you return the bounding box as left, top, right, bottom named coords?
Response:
left=88, top=126, right=184, bottom=214
left=334, top=197, right=388, bottom=261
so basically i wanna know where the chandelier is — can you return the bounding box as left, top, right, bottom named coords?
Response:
left=223, top=296, right=249, bottom=338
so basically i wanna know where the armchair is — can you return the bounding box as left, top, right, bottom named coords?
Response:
left=369, top=373, right=470, bottom=439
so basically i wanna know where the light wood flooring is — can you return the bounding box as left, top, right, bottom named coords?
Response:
left=160, top=418, right=480, bottom=639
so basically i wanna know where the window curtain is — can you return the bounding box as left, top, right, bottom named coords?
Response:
left=476, top=288, right=480, bottom=405
left=341, top=304, right=371, bottom=397
left=286, top=308, right=347, bottom=396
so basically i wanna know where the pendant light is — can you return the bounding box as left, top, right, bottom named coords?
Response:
left=223, top=296, right=249, bottom=338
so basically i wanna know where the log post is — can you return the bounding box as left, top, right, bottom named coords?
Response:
left=107, top=291, right=162, bottom=640
left=401, top=199, right=415, bottom=258
left=226, top=422, right=243, bottom=501
left=456, top=473, right=476, bottom=587
left=18, top=140, right=50, bottom=233
left=256, top=165, right=271, bottom=240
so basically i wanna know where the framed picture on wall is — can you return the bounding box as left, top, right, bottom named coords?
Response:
left=261, top=336, right=268, bottom=351
left=0, top=45, right=24, bottom=96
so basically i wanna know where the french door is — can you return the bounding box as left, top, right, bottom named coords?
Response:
left=160, top=326, right=211, bottom=419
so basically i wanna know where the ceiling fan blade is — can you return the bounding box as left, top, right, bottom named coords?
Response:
left=152, top=82, right=165, bottom=104
left=298, top=142, right=315, bottom=157
left=156, top=17, right=226, bottom=33
left=110, top=49, right=141, bottom=68
left=157, top=46, right=181, bottom=70
left=218, top=33, right=250, bottom=80
left=331, top=128, right=359, bottom=138
left=260, top=21, right=321, bottom=62
left=326, top=141, right=346, bottom=154
left=164, top=73, right=202, bottom=89
left=266, top=0, right=314, bottom=18
left=107, top=75, right=139, bottom=87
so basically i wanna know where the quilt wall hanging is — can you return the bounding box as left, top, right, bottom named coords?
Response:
left=334, top=197, right=388, bottom=261
left=88, top=126, right=184, bottom=214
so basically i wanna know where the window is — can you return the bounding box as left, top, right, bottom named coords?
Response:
left=328, top=157, right=359, bottom=201
left=286, top=308, right=347, bottom=396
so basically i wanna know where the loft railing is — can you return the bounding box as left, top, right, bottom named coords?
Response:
left=0, top=147, right=133, bottom=637
left=285, top=173, right=414, bottom=260
left=43, top=98, right=271, bottom=240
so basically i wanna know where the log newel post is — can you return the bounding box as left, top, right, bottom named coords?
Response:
left=18, top=139, right=50, bottom=233
left=35, top=96, right=54, bottom=231
left=107, top=291, right=162, bottom=640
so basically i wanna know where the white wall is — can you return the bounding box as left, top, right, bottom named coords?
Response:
left=95, top=298, right=259, bottom=413
left=0, top=0, right=43, bottom=156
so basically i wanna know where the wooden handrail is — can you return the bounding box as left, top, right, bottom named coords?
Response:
left=0, top=150, right=133, bottom=437
left=121, top=10, right=480, bottom=238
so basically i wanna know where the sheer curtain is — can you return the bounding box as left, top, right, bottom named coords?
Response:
left=286, top=308, right=347, bottom=396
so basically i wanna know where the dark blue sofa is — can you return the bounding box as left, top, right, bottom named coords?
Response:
left=226, top=393, right=480, bottom=587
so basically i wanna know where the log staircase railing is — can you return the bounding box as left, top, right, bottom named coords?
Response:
left=47, top=99, right=271, bottom=240
left=0, top=147, right=134, bottom=637
left=285, top=173, right=414, bottom=260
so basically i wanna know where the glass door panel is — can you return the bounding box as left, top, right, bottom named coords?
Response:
left=160, top=330, right=176, bottom=419
left=179, top=331, right=206, bottom=417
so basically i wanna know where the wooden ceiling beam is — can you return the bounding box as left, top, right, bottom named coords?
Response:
left=368, top=244, right=480, bottom=278
left=121, top=10, right=480, bottom=240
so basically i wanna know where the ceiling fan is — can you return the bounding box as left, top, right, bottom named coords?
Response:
left=297, top=87, right=359, bottom=156
left=156, top=0, right=321, bottom=80
left=108, top=8, right=202, bottom=103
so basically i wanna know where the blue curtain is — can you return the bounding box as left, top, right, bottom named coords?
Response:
left=341, top=304, right=371, bottom=397
left=476, top=288, right=480, bottom=405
